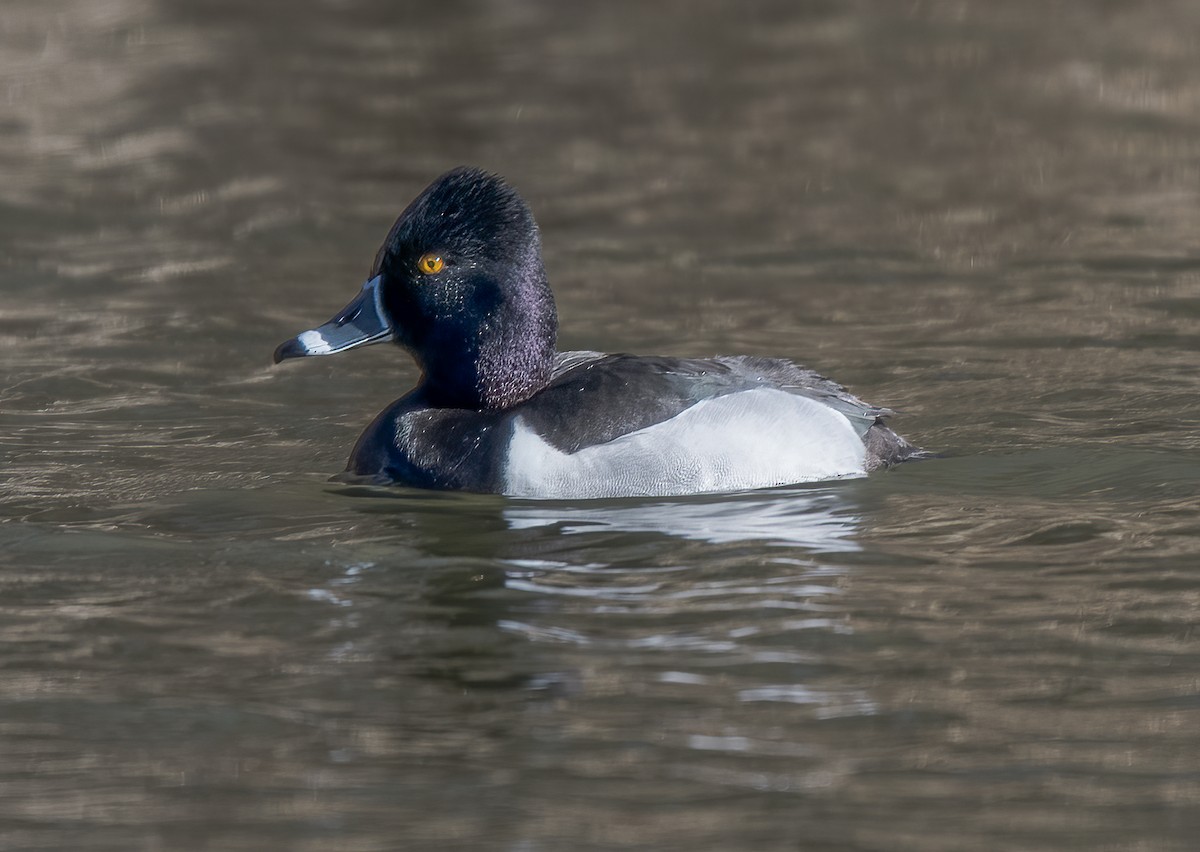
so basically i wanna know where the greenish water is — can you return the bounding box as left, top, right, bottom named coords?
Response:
left=2, top=1, right=1198, bottom=849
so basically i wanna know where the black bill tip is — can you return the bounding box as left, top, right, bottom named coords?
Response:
left=273, top=337, right=309, bottom=364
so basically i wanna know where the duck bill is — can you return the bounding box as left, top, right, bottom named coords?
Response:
left=273, top=275, right=394, bottom=363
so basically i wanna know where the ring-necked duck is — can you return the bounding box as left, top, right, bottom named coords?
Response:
left=274, top=167, right=923, bottom=498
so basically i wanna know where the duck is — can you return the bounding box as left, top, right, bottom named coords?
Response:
left=273, top=167, right=923, bottom=499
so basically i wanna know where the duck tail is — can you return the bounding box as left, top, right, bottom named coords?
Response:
left=864, top=423, right=934, bottom=471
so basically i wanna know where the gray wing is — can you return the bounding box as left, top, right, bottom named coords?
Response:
left=711, top=356, right=890, bottom=440
left=519, top=353, right=729, bottom=453
left=527, top=352, right=922, bottom=469
left=710, top=356, right=922, bottom=470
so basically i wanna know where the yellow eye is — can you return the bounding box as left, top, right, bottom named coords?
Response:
left=417, top=252, right=444, bottom=275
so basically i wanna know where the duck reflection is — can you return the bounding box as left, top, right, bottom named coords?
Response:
left=502, top=485, right=862, bottom=551
left=305, top=483, right=877, bottom=742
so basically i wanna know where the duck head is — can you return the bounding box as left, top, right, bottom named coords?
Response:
left=274, top=167, right=557, bottom=410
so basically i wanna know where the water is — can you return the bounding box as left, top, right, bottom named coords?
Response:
left=2, top=1, right=1198, bottom=849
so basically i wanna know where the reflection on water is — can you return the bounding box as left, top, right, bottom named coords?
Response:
left=505, top=486, right=862, bottom=549
left=2, top=0, right=1200, bottom=849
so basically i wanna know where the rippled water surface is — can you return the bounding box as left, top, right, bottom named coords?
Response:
left=3, top=1, right=1199, bottom=849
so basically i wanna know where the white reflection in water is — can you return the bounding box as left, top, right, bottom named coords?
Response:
left=739, top=685, right=878, bottom=718
left=495, top=620, right=591, bottom=645
left=687, top=735, right=815, bottom=757
left=305, top=588, right=352, bottom=607
left=305, top=560, right=373, bottom=611
left=503, top=487, right=861, bottom=550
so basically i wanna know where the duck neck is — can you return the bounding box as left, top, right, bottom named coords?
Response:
left=418, top=267, right=557, bottom=411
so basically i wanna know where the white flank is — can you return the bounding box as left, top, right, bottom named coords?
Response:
left=502, top=388, right=867, bottom=499
left=297, top=329, right=333, bottom=355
